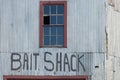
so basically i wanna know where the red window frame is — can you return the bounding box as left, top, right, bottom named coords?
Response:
left=39, top=1, right=67, bottom=48
left=4, top=76, right=89, bottom=80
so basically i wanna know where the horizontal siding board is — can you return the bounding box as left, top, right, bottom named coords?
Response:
left=0, top=52, right=104, bottom=76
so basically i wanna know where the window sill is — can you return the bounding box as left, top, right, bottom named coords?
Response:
left=39, top=46, right=67, bottom=48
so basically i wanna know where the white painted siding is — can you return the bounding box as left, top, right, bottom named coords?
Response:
left=0, top=0, right=106, bottom=80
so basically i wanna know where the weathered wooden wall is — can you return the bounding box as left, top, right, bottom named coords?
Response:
left=0, top=0, right=106, bottom=80
left=106, top=0, right=120, bottom=80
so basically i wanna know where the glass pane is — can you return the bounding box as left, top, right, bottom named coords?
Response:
left=44, top=27, right=50, bottom=35
left=51, top=26, right=56, bottom=35
left=51, top=16, right=56, bottom=24
left=57, top=16, right=64, bottom=24
left=57, top=36, right=64, bottom=45
left=57, top=26, right=64, bottom=35
left=51, top=36, right=56, bottom=45
left=57, top=5, right=64, bottom=14
left=44, top=36, right=50, bottom=45
left=44, top=5, right=49, bottom=14
left=51, top=5, right=56, bottom=14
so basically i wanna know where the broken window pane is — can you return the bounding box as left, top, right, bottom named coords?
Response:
left=44, top=16, right=50, bottom=25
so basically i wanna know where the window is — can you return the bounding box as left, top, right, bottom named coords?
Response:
left=40, top=1, right=67, bottom=48
left=4, top=76, right=88, bottom=80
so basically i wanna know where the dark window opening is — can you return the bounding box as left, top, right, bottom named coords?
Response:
left=44, top=16, right=50, bottom=25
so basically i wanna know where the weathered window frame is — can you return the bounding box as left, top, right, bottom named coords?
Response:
left=39, top=1, right=67, bottom=48
left=3, top=76, right=89, bottom=80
